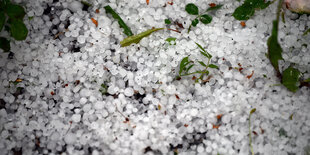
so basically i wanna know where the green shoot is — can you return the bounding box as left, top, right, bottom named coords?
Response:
left=185, top=3, right=222, bottom=33
left=120, top=28, right=164, bottom=47
left=99, top=83, right=108, bottom=95
left=165, top=37, right=176, bottom=45
left=28, top=16, right=33, bottom=20
left=104, top=5, right=133, bottom=37
left=165, top=19, right=171, bottom=24
left=177, top=42, right=218, bottom=82
left=249, top=108, right=256, bottom=155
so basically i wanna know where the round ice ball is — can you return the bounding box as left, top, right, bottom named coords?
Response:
left=64, top=133, right=77, bottom=144
left=124, top=88, right=134, bottom=96
left=68, top=1, right=83, bottom=13
left=98, top=16, right=112, bottom=36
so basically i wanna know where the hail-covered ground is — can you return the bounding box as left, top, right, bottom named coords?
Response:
left=0, top=0, right=310, bottom=154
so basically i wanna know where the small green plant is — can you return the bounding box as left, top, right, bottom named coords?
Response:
left=99, top=82, right=108, bottom=95
left=232, top=0, right=272, bottom=20
left=164, top=19, right=171, bottom=24
left=185, top=3, right=222, bottom=32
left=165, top=37, right=176, bottom=45
left=177, top=42, right=218, bottom=82
left=249, top=108, right=256, bottom=155
left=0, top=0, right=28, bottom=52
left=266, top=0, right=309, bottom=92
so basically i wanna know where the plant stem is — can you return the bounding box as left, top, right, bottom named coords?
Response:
left=188, top=16, right=199, bottom=33
left=188, top=24, right=192, bottom=33
left=180, top=57, right=211, bottom=78
left=276, top=0, right=283, bottom=22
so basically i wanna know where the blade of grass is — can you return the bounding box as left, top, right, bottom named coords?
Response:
left=200, top=51, right=212, bottom=59
left=120, top=28, right=164, bottom=47
left=179, top=57, right=190, bottom=75
left=104, top=5, right=133, bottom=37
left=185, top=64, right=195, bottom=73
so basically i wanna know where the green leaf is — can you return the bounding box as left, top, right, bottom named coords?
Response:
left=198, top=61, right=207, bottom=67
left=104, top=5, right=133, bottom=37
left=282, top=67, right=301, bottom=92
left=195, top=42, right=206, bottom=52
left=196, top=43, right=213, bottom=59
left=6, top=4, right=25, bottom=20
left=249, top=108, right=256, bottom=115
left=120, top=28, right=164, bottom=47
left=179, top=56, right=189, bottom=75
left=165, top=37, right=176, bottom=45
left=232, top=4, right=255, bottom=20
left=191, top=18, right=199, bottom=27
left=165, top=19, right=171, bottom=24
left=232, top=0, right=272, bottom=20
left=250, top=0, right=271, bottom=9
left=200, top=14, right=212, bottom=24
left=185, top=64, right=195, bottom=73
left=304, top=78, right=310, bottom=82
left=185, top=3, right=199, bottom=15
left=206, top=4, right=223, bottom=12
left=0, top=37, right=10, bottom=52
left=10, top=19, right=28, bottom=40
left=200, top=51, right=212, bottom=59
left=208, top=64, right=218, bottom=69
left=0, top=11, right=5, bottom=32
left=267, top=20, right=283, bottom=72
